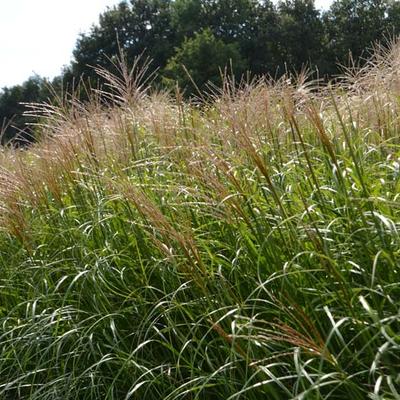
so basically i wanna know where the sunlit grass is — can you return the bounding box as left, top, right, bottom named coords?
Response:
left=0, top=44, right=399, bottom=399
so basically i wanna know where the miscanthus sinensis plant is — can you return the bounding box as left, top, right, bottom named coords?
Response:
left=0, top=43, right=399, bottom=399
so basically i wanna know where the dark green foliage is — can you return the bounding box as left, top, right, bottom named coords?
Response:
left=0, top=76, right=53, bottom=145
left=243, top=1, right=280, bottom=75
left=71, top=0, right=176, bottom=83
left=276, top=0, right=327, bottom=74
left=324, top=0, right=392, bottom=69
left=170, top=0, right=206, bottom=41
left=163, top=29, right=247, bottom=93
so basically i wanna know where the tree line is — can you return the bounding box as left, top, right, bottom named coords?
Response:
left=1, top=0, right=400, bottom=144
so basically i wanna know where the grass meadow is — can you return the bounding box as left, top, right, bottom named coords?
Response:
left=0, top=44, right=399, bottom=399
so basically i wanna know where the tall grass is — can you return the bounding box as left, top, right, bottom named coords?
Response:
left=0, top=43, right=399, bottom=399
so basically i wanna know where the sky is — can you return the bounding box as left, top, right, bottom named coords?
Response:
left=0, top=0, right=121, bottom=88
left=0, top=0, right=334, bottom=89
left=314, top=0, right=333, bottom=10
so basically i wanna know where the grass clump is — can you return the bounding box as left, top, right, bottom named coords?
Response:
left=0, top=44, right=400, bottom=399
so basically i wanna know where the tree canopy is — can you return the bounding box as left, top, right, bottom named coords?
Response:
left=163, top=28, right=247, bottom=93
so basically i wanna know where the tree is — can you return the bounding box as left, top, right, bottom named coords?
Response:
left=170, top=0, right=204, bottom=41
left=71, top=0, right=176, bottom=84
left=171, top=0, right=259, bottom=42
left=170, top=0, right=280, bottom=76
left=275, top=0, right=327, bottom=75
left=163, top=28, right=247, bottom=94
left=387, top=0, right=400, bottom=36
left=0, top=76, right=52, bottom=145
left=324, top=0, right=390, bottom=70
left=246, top=0, right=280, bottom=75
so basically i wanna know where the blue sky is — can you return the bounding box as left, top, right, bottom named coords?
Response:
left=0, top=0, right=333, bottom=89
